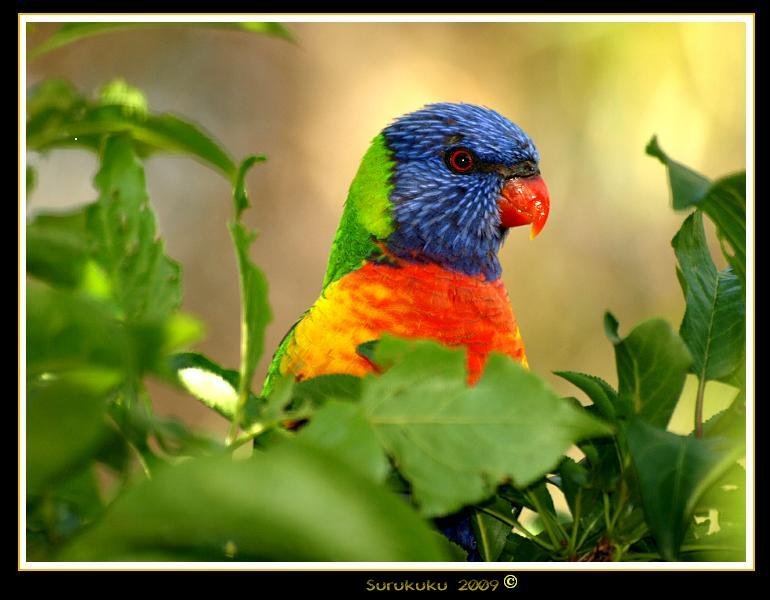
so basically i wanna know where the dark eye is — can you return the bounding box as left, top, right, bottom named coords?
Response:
left=445, top=147, right=476, bottom=174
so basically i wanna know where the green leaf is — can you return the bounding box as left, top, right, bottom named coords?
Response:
left=88, top=134, right=181, bottom=322
left=27, top=207, right=90, bottom=288
left=228, top=157, right=273, bottom=426
left=683, top=462, right=745, bottom=561
left=557, top=457, right=589, bottom=515
left=27, top=79, right=237, bottom=181
left=297, top=400, right=389, bottom=483
left=471, top=499, right=513, bottom=562
left=700, top=173, right=747, bottom=289
left=30, top=22, right=294, bottom=59
left=232, top=155, right=265, bottom=216
left=175, top=356, right=239, bottom=420
left=625, top=418, right=743, bottom=560
left=645, top=136, right=712, bottom=210
left=603, top=311, right=620, bottom=343
left=703, top=389, right=745, bottom=442
left=99, top=79, right=148, bottom=117
left=554, top=371, right=618, bottom=420
left=673, top=212, right=745, bottom=384
left=27, top=373, right=118, bottom=495
left=168, top=352, right=262, bottom=422
left=610, top=318, right=692, bottom=428
left=27, top=78, right=84, bottom=126
left=356, top=339, right=379, bottom=363
left=646, top=137, right=745, bottom=287
left=58, top=443, right=450, bottom=561
left=27, top=281, right=131, bottom=378
left=361, top=337, right=612, bottom=517
left=499, top=532, right=553, bottom=561
left=159, top=312, right=205, bottom=355
left=292, top=374, right=362, bottom=406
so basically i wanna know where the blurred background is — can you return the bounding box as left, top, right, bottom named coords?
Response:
left=26, top=21, right=746, bottom=437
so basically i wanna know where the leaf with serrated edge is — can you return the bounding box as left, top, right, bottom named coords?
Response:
left=88, top=134, right=181, bottom=322
left=360, top=337, right=611, bottom=517
left=673, top=212, right=745, bottom=383
left=554, top=371, right=618, bottom=421
left=610, top=318, right=692, bottom=428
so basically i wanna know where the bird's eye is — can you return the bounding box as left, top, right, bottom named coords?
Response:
left=445, top=148, right=476, bottom=174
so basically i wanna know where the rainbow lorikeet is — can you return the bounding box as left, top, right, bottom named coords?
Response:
left=263, top=103, right=549, bottom=396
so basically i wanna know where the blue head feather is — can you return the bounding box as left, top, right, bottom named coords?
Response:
left=382, top=103, right=540, bottom=281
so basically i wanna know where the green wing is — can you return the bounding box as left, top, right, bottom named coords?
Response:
left=261, top=312, right=306, bottom=397
left=260, top=133, right=395, bottom=397
left=321, top=133, right=395, bottom=287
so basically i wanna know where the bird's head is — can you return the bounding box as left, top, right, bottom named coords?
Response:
left=325, top=103, right=550, bottom=285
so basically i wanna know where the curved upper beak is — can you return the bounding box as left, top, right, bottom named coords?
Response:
left=497, top=175, right=550, bottom=239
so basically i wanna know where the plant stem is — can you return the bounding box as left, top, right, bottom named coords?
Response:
left=694, top=376, right=707, bottom=438
left=602, top=492, right=613, bottom=534
left=609, top=479, right=628, bottom=532
left=568, top=488, right=582, bottom=555
left=526, top=490, right=568, bottom=550
left=576, top=511, right=603, bottom=550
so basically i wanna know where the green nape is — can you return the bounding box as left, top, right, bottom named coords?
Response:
left=322, top=133, right=395, bottom=288
left=261, top=134, right=394, bottom=398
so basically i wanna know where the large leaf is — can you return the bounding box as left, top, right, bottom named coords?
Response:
left=27, top=372, right=119, bottom=495
left=58, top=443, right=451, bottom=561
left=673, top=212, right=745, bottom=382
left=626, top=419, right=743, bottom=560
left=30, top=22, right=293, bottom=59
left=27, top=79, right=237, bottom=181
left=605, top=315, right=692, bottom=428
left=88, top=134, right=181, bottom=322
left=360, top=337, right=611, bottom=517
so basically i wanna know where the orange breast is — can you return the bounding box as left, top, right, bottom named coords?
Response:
left=281, top=260, right=527, bottom=384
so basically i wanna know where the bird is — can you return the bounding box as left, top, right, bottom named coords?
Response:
left=263, top=102, right=549, bottom=396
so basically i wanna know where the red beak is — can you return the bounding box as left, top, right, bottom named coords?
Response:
left=498, top=175, right=550, bottom=238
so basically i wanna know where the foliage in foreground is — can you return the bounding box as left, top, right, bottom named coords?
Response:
left=25, top=23, right=746, bottom=562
